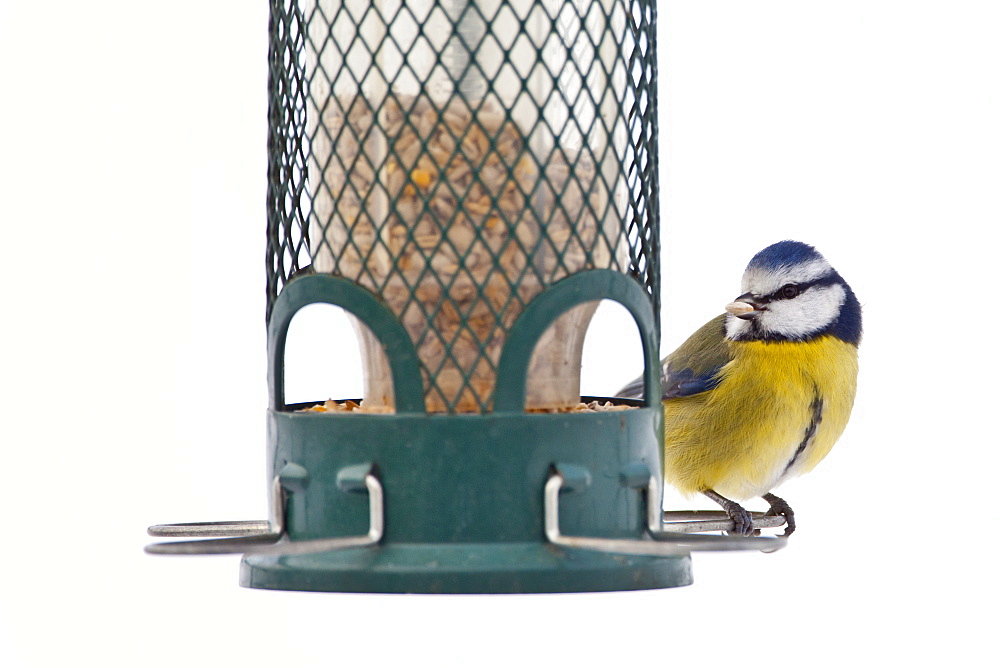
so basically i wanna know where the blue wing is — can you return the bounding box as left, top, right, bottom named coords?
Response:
left=616, top=314, right=731, bottom=400
left=662, top=366, right=724, bottom=399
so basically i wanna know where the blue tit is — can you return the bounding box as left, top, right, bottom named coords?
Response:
left=618, top=240, right=861, bottom=536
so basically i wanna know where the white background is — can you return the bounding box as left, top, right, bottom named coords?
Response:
left=2, top=1, right=998, bottom=666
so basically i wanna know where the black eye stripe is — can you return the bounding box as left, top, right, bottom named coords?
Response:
left=762, top=275, right=838, bottom=302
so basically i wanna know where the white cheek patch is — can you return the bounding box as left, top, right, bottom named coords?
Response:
left=759, top=284, right=846, bottom=338
left=742, top=258, right=833, bottom=295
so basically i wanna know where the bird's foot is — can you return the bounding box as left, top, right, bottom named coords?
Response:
left=703, top=489, right=755, bottom=537
left=763, top=492, right=796, bottom=537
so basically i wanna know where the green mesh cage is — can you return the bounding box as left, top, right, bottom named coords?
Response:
left=265, top=0, right=659, bottom=413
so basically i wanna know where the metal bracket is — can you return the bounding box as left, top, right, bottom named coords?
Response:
left=145, top=468, right=384, bottom=556
left=544, top=469, right=787, bottom=555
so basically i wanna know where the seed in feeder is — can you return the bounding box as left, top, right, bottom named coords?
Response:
left=414, top=233, right=439, bottom=249
left=302, top=399, right=362, bottom=413
left=412, top=168, right=434, bottom=189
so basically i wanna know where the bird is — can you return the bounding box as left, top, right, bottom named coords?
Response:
left=617, top=240, right=861, bottom=536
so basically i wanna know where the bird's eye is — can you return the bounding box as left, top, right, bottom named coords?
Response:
left=780, top=284, right=800, bottom=299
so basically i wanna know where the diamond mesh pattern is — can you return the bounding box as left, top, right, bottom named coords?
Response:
left=266, top=0, right=659, bottom=412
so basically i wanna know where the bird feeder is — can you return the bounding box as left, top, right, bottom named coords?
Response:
left=147, top=0, right=785, bottom=593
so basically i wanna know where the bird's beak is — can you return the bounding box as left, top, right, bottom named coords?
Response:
left=725, top=294, right=763, bottom=320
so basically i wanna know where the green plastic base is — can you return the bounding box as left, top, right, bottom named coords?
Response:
left=237, top=403, right=685, bottom=594
left=241, top=542, right=691, bottom=594
left=247, top=272, right=677, bottom=594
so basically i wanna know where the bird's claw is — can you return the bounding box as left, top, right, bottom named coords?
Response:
left=723, top=503, right=755, bottom=537
left=763, top=492, right=796, bottom=537
left=703, top=489, right=757, bottom=537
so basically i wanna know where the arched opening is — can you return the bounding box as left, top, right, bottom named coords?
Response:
left=579, top=299, right=648, bottom=400
left=282, top=303, right=365, bottom=407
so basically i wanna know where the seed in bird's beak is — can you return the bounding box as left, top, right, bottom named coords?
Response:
left=725, top=301, right=756, bottom=316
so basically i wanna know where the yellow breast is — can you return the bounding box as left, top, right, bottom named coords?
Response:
left=662, top=335, right=858, bottom=500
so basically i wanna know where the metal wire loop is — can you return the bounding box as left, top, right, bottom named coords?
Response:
left=544, top=471, right=787, bottom=555
left=145, top=472, right=384, bottom=556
